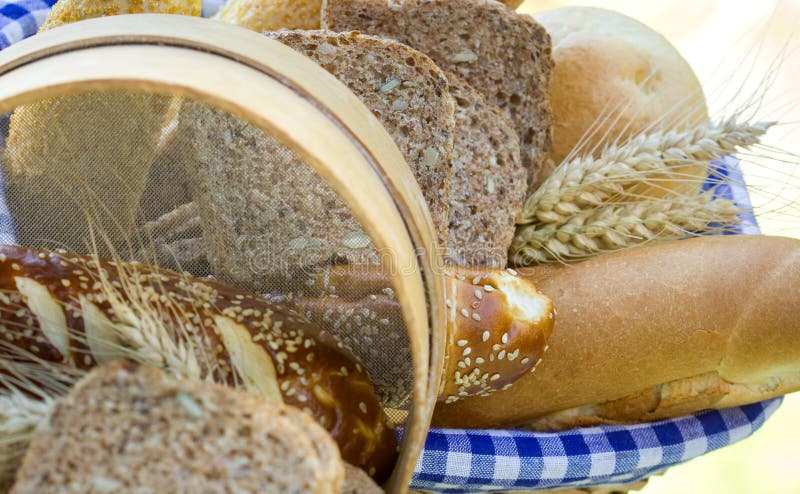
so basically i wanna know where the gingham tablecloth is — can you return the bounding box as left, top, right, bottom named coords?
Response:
left=0, top=4, right=782, bottom=492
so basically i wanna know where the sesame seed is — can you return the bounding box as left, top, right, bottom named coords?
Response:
left=460, top=308, right=469, bottom=318
left=475, top=357, right=485, bottom=364
left=548, top=312, right=554, bottom=319
left=482, top=331, right=490, bottom=342
left=484, top=285, right=494, bottom=292
left=457, top=339, right=468, bottom=347
left=61, top=279, right=71, bottom=287
left=502, top=383, right=513, bottom=390
left=490, top=374, right=501, bottom=381
left=472, top=276, right=481, bottom=285
left=492, top=344, right=501, bottom=351
left=536, top=358, right=543, bottom=366
left=474, top=290, right=483, bottom=300
left=445, top=299, right=454, bottom=308
left=465, top=357, right=472, bottom=367
left=10, top=263, right=20, bottom=271
left=544, top=345, right=550, bottom=352
left=462, top=347, right=472, bottom=356
left=507, top=268, right=518, bottom=276
left=472, top=312, right=481, bottom=321
left=457, top=361, right=466, bottom=369
left=508, top=349, right=519, bottom=361
left=501, top=333, right=509, bottom=344
left=359, top=402, right=367, bottom=414
left=521, top=357, right=530, bottom=365
left=498, top=350, right=506, bottom=360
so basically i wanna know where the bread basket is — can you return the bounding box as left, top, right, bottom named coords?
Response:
left=0, top=5, right=788, bottom=494
left=0, top=13, right=447, bottom=492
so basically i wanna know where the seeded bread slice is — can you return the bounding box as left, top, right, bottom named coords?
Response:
left=183, top=31, right=455, bottom=288
left=323, top=0, right=553, bottom=187
left=11, top=361, right=344, bottom=494
left=444, top=73, right=525, bottom=268
left=343, top=463, right=384, bottom=493
left=267, top=30, right=455, bottom=246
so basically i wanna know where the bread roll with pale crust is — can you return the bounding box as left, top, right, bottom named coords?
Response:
left=533, top=7, right=708, bottom=167
left=432, top=235, right=800, bottom=429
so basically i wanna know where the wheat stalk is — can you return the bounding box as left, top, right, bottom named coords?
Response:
left=512, top=118, right=771, bottom=264
left=511, top=191, right=742, bottom=264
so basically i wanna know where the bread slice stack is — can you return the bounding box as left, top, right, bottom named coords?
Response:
left=11, top=361, right=344, bottom=493
left=444, top=73, right=525, bottom=268
left=323, top=0, right=554, bottom=188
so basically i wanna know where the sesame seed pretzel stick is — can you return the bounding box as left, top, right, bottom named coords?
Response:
left=288, top=264, right=555, bottom=404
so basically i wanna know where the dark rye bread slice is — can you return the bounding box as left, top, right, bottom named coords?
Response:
left=445, top=73, right=526, bottom=268
left=11, top=362, right=344, bottom=494
left=267, top=29, right=455, bottom=245
left=323, top=0, right=554, bottom=188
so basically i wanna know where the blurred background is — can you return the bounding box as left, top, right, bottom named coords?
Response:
left=518, top=0, right=800, bottom=492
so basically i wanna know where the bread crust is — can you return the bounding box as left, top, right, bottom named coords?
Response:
left=432, top=235, right=800, bottom=428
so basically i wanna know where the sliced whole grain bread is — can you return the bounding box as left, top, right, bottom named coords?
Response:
left=343, top=462, right=384, bottom=493
left=267, top=29, right=455, bottom=245
left=322, top=0, right=554, bottom=188
left=11, top=361, right=344, bottom=494
left=182, top=31, right=456, bottom=289
left=444, top=73, right=526, bottom=268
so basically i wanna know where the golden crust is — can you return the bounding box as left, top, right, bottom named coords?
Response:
left=40, top=0, right=201, bottom=31
left=215, top=0, right=322, bottom=31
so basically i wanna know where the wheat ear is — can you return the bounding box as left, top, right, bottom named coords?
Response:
left=512, top=119, right=771, bottom=264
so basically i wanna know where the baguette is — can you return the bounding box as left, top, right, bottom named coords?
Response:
left=0, top=245, right=396, bottom=481
left=12, top=361, right=344, bottom=494
left=432, top=235, right=800, bottom=428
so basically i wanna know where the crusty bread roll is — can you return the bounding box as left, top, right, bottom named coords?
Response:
left=533, top=7, right=708, bottom=168
left=432, top=235, right=800, bottom=429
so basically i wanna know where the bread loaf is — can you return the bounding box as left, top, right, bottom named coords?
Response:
left=432, top=235, right=800, bottom=428
left=12, top=361, right=344, bottom=494
left=323, top=0, right=553, bottom=186
left=216, top=0, right=324, bottom=31
left=532, top=7, right=708, bottom=170
left=0, top=245, right=396, bottom=481
left=444, top=72, right=526, bottom=268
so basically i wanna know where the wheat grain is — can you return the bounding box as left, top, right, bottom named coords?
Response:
left=511, top=191, right=742, bottom=264
left=519, top=118, right=771, bottom=225
left=512, top=118, right=771, bottom=264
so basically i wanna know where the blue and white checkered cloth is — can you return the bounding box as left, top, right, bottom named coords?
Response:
left=0, top=5, right=781, bottom=491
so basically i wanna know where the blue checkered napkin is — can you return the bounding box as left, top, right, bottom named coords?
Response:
left=0, top=0, right=56, bottom=50
left=410, top=398, right=782, bottom=492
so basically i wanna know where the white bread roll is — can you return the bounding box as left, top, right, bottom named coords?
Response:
left=533, top=7, right=708, bottom=167
left=432, top=235, right=800, bottom=429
